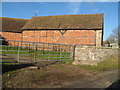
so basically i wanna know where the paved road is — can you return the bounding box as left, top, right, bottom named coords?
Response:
left=62, top=69, right=119, bottom=88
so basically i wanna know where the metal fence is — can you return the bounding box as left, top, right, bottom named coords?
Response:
left=0, top=39, right=75, bottom=63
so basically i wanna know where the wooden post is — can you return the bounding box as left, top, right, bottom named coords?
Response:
left=21, top=31, right=23, bottom=48
left=60, top=45, right=61, bottom=61
left=70, top=45, right=76, bottom=60
left=17, top=42, right=20, bottom=62
left=28, top=43, right=30, bottom=50
left=70, top=45, right=73, bottom=60
left=34, top=43, right=37, bottom=62
left=48, top=44, right=50, bottom=60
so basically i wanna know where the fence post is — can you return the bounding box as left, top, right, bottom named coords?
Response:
left=70, top=45, right=76, bottom=60
left=48, top=44, right=50, bottom=60
left=59, top=45, right=61, bottom=61
left=17, top=42, right=20, bottom=62
left=28, top=42, right=30, bottom=49
left=34, top=43, right=37, bottom=62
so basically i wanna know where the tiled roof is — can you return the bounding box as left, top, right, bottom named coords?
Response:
left=0, top=17, right=29, bottom=32
left=22, top=14, right=104, bottom=30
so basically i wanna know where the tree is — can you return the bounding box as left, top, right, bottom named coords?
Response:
left=106, top=26, right=120, bottom=46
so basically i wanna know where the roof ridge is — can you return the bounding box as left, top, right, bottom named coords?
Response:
left=32, top=13, right=104, bottom=18
left=0, top=17, right=29, bottom=20
left=22, top=13, right=103, bottom=30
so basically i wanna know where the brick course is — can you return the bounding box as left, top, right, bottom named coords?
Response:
left=0, top=32, right=22, bottom=46
left=1, top=30, right=96, bottom=46
left=23, top=30, right=95, bottom=45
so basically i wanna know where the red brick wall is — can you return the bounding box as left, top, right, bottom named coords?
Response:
left=0, top=30, right=95, bottom=47
left=0, top=32, right=22, bottom=46
left=23, top=30, right=95, bottom=45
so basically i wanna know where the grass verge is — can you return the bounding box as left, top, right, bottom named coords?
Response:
left=78, top=56, right=119, bottom=73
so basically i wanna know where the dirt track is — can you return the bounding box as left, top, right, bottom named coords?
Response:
left=2, top=55, right=119, bottom=88
left=2, top=62, right=95, bottom=88
left=62, top=69, right=119, bottom=88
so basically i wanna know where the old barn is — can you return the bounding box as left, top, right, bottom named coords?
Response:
left=22, top=14, right=104, bottom=46
left=0, top=17, right=29, bottom=46
left=0, top=14, right=104, bottom=62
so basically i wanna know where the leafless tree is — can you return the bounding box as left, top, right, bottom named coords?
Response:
left=106, top=26, right=120, bottom=46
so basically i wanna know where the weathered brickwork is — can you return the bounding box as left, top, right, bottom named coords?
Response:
left=73, top=46, right=118, bottom=65
left=96, top=30, right=102, bottom=47
left=23, top=30, right=95, bottom=45
left=1, top=29, right=102, bottom=47
left=0, top=32, right=22, bottom=46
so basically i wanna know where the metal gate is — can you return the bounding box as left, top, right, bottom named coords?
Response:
left=22, top=41, right=75, bottom=62
left=0, top=39, right=75, bottom=63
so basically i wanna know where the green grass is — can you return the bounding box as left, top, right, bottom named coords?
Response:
left=1, top=45, right=71, bottom=61
left=50, top=56, right=119, bottom=74
left=0, top=46, right=29, bottom=50
left=78, top=57, right=119, bottom=73
left=1, top=46, right=119, bottom=74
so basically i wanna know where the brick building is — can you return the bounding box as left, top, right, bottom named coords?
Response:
left=22, top=14, right=104, bottom=46
left=0, top=17, right=29, bottom=46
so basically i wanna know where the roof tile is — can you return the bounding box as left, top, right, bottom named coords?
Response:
left=22, top=14, right=104, bottom=30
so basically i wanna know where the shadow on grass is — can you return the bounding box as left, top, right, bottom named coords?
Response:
left=2, top=62, right=35, bottom=74
left=105, top=80, right=120, bottom=89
